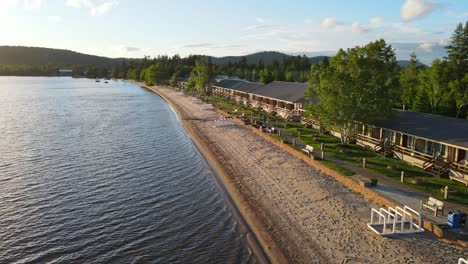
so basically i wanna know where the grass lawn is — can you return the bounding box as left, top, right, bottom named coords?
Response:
left=207, top=94, right=468, bottom=206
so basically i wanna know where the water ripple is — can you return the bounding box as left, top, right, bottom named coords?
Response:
left=0, top=77, right=252, bottom=263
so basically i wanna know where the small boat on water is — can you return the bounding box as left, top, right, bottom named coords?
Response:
left=95, top=79, right=100, bottom=82
left=104, top=81, right=109, bottom=83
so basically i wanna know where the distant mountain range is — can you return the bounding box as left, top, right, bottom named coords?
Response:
left=0, top=43, right=445, bottom=68
left=0, top=46, right=126, bottom=67
left=209, top=51, right=424, bottom=67
left=291, top=42, right=446, bottom=66
left=208, top=51, right=328, bottom=65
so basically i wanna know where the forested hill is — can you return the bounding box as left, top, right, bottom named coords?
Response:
left=396, top=60, right=426, bottom=67
left=1, top=46, right=418, bottom=68
left=209, top=51, right=329, bottom=65
left=209, top=52, right=417, bottom=67
left=0, top=46, right=118, bottom=67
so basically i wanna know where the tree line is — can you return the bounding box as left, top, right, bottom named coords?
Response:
left=305, top=22, right=467, bottom=145
left=114, top=53, right=316, bottom=84
left=399, top=23, right=467, bottom=118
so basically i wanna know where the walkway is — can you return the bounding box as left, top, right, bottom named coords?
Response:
left=326, top=155, right=468, bottom=225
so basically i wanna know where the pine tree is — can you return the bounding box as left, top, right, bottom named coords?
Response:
left=446, top=22, right=468, bottom=78
left=413, top=87, right=432, bottom=113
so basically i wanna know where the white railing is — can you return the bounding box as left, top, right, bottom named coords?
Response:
left=367, top=206, right=424, bottom=236
left=369, top=208, right=388, bottom=235
left=402, top=206, right=424, bottom=232
left=459, top=258, right=468, bottom=264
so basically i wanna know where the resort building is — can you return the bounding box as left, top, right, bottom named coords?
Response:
left=190, top=78, right=468, bottom=184
left=212, top=80, right=311, bottom=120
left=355, top=110, right=468, bottom=184
left=248, top=81, right=309, bottom=120
left=212, top=79, right=263, bottom=105
left=212, top=79, right=245, bottom=99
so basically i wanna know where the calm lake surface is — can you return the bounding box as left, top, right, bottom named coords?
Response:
left=0, top=77, right=253, bottom=263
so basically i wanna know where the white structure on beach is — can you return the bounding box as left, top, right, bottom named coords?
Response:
left=367, top=206, right=424, bottom=236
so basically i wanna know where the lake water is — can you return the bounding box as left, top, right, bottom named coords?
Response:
left=0, top=77, right=253, bottom=263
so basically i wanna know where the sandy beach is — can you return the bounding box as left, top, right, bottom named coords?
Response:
left=146, top=84, right=467, bottom=264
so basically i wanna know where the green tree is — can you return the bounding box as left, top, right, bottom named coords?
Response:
left=187, top=73, right=197, bottom=91
left=126, top=68, right=134, bottom=80
left=413, top=86, right=432, bottom=113
left=170, top=71, right=179, bottom=87
left=149, top=63, right=170, bottom=85
left=192, top=56, right=213, bottom=93
left=452, top=73, right=468, bottom=118
left=259, top=68, right=273, bottom=84
left=285, top=70, right=295, bottom=82
left=446, top=22, right=468, bottom=118
left=400, top=53, right=420, bottom=109
left=306, top=39, right=396, bottom=145
left=446, top=22, right=468, bottom=79
left=417, top=59, right=449, bottom=113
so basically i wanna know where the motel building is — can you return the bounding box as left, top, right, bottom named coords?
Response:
left=248, top=81, right=309, bottom=121
left=355, top=110, right=468, bottom=185
left=212, top=79, right=263, bottom=105
left=210, top=79, right=468, bottom=183
left=212, top=80, right=309, bottom=121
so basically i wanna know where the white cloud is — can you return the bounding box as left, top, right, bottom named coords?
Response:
left=47, top=15, right=62, bottom=22
left=65, top=0, right=92, bottom=8
left=392, top=23, right=425, bottom=34
left=455, top=12, right=468, bottom=19
left=244, top=18, right=287, bottom=31
left=0, top=0, right=43, bottom=11
left=369, top=17, right=384, bottom=27
left=124, top=46, right=141, bottom=52
left=177, top=43, right=245, bottom=51
left=438, top=39, right=448, bottom=46
left=178, top=43, right=212, bottom=48
left=90, top=2, right=113, bottom=16
left=0, top=0, right=19, bottom=11
left=321, top=17, right=337, bottom=30
left=418, top=42, right=435, bottom=51
left=244, top=24, right=287, bottom=31
left=400, top=0, right=439, bottom=21
left=23, top=0, right=42, bottom=9
left=351, top=22, right=370, bottom=34
left=66, top=0, right=115, bottom=16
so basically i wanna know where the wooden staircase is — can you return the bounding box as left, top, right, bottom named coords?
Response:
left=423, top=156, right=452, bottom=177
left=301, top=117, right=314, bottom=127
left=373, top=139, right=395, bottom=157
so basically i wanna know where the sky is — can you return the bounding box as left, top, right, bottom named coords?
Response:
left=1, top=0, right=467, bottom=58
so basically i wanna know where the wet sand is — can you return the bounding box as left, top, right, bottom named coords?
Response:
left=144, top=84, right=467, bottom=264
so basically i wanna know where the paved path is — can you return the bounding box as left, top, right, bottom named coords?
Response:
left=326, top=155, right=468, bottom=226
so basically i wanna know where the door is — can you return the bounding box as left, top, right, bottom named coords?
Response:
left=457, top=148, right=467, bottom=162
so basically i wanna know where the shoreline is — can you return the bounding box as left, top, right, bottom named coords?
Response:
left=134, top=82, right=467, bottom=263
left=135, top=81, right=283, bottom=263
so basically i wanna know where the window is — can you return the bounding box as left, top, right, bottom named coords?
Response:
left=406, top=136, right=415, bottom=149
left=383, top=129, right=394, bottom=142
left=426, top=141, right=446, bottom=157
left=426, top=141, right=434, bottom=155
left=415, top=138, right=426, bottom=153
